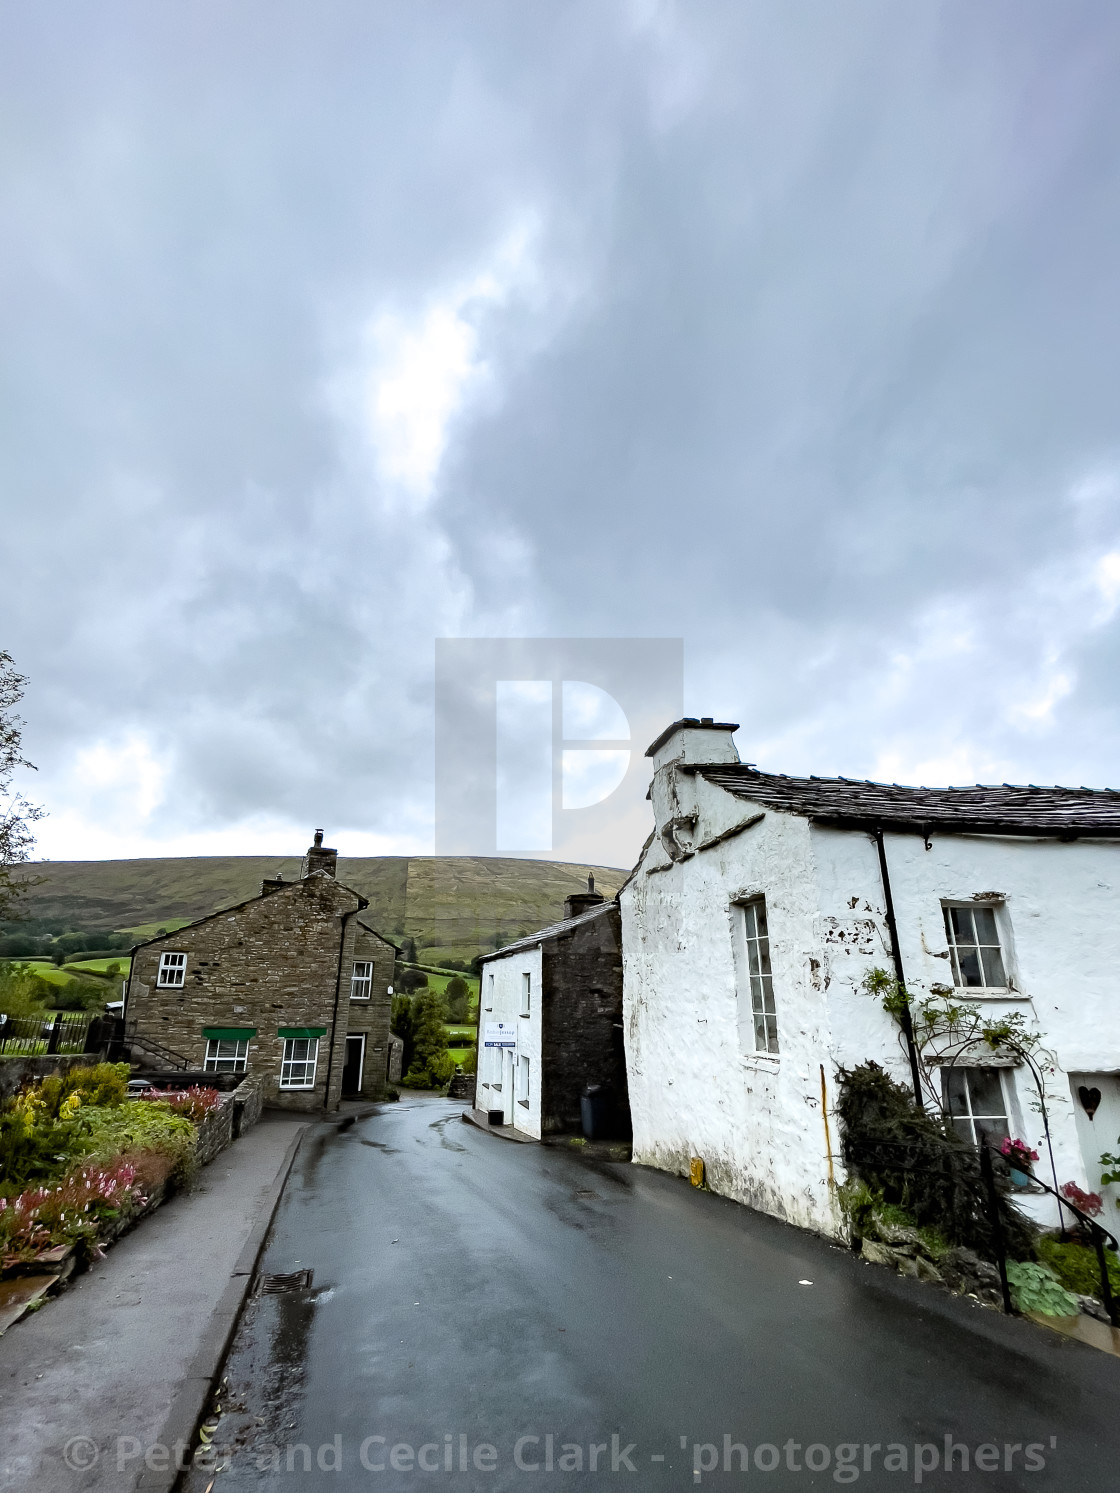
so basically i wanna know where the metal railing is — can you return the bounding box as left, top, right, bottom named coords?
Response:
left=1000, top=1151, right=1120, bottom=1326
left=0, top=1011, right=92, bottom=1056
left=123, top=1022, right=190, bottom=1071
left=844, top=1133, right=1118, bottom=1323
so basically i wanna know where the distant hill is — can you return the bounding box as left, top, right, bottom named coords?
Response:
left=11, top=856, right=630, bottom=962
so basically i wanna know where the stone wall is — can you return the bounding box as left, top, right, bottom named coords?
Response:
left=337, top=921, right=396, bottom=1099
left=540, top=903, right=627, bottom=1135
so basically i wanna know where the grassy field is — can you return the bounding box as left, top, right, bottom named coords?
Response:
left=19, top=958, right=127, bottom=990
left=414, top=970, right=480, bottom=1001
left=121, top=920, right=192, bottom=942
left=63, top=957, right=130, bottom=976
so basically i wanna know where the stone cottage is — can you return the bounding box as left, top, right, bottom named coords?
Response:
left=621, top=717, right=1120, bottom=1238
left=476, top=877, right=627, bottom=1139
left=125, top=832, right=397, bottom=1112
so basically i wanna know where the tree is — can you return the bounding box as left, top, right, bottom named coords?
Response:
left=390, top=994, right=417, bottom=1074
left=0, top=652, right=44, bottom=922
left=444, top=975, right=470, bottom=1023
left=400, top=989, right=451, bottom=1088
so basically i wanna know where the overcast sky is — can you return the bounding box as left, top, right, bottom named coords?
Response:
left=3, top=1, right=1120, bottom=866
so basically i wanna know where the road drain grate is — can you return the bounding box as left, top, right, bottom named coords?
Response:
left=257, top=1269, right=313, bottom=1294
left=574, top=1190, right=600, bottom=1199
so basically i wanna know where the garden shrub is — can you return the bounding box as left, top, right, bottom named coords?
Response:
left=837, top=1061, right=1035, bottom=1262
left=1005, top=1261, right=1080, bottom=1317
left=78, top=1102, right=197, bottom=1182
left=0, top=1091, right=85, bottom=1191
left=37, top=1062, right=129, bottom=1116
left=1037, top=1236, right=1120, bottom=1301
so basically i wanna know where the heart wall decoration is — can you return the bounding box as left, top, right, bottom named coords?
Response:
left=1078, top=1085, right=1102, bottom=1121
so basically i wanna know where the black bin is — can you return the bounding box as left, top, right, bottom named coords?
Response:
left=580, top=1084, right=613, bottom=1141
left=487, top=1108, right=505, bottom=1126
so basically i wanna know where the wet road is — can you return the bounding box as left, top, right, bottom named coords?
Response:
left=184, top=1095, right=1120, bottom=1491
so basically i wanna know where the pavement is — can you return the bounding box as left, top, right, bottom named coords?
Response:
left=0, top=1111, right=307, bottom=1493
left=175, top=1094, right=1120, bottom=1492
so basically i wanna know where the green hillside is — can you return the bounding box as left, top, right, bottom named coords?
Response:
left=11, top=856, right=628, bottom=963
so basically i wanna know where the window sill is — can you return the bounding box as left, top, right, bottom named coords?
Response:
left=740, top=1052, right=780, bottom=1071
left=349, top=996, right=371, bottom=1001
left=948, top=989, right=1030, bottom=1003
left=518, top=1099, right=529, bottom=1108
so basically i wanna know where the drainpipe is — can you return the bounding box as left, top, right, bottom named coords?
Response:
left=324, top=907, right=361, bottom=1111
left=873, top=826, right=923, bottom=1105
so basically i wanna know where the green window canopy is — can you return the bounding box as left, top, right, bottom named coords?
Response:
left=277, top=1026, right=326, bottom=1040
left=202, top=1027, right=257, bottom=1041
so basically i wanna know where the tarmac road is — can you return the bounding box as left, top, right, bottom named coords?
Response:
left=181, top=1094, right=1120, bottom=1491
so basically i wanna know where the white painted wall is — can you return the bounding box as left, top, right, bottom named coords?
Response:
left=477, top=945, right=543, bottom=1139
left=623, top=730, right=1120, bottom=1239
left=811, top=823, right=1120, bottom=1226
left=623, top=764, right=844, bottom=1236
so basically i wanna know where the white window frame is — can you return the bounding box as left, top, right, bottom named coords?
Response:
left=942, top=903, right=1008, bottom=990
left=350, top=960, right=373, bottom=1000
left=517, top=1053, right=530, bottom=1107
left=157, top=951, right=187, bottom=988
left=521, top=971, right=531, bottom=1016
left=940, top=1065, right=1011, bottom=1147
left=204, top=1038, right=249, bottom=1073
left=737, top=898, right=778, bottom=1055
left=280, top=1037, right=320, bottom=1090
left=485, top=971, right=494, bottom=1012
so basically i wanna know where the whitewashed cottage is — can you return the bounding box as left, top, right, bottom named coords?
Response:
left=477, top=879, right=626, bottom=1140
left=620, top=717, right=1120, bottom=1237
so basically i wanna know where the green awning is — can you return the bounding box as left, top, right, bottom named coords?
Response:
left=277, top=1026, right=326, bottom=1039
left=202, top=1027, right=257, bottom=1040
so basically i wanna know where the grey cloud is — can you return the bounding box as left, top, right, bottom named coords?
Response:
left=2, top=0, right=1120, bottom=859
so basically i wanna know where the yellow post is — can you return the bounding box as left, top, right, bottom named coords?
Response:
left=690, top=1156, right=705, bottom=1188
left=820, top=1064, right=835, bottom=1189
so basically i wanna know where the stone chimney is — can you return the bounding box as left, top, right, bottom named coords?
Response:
left=302, top=828, right=338, bottom=879
left=564, top=872, right=605, bottom=921
left=261, top=871, right=286, bottom=896
left=644, top=716, right=740, bottom=773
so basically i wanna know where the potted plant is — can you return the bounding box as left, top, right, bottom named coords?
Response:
left=1000, top=1137, right=1039, bottom=1187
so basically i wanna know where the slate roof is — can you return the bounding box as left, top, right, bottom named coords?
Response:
left=692, top=764, right=1120, bottom=839
left=478, top=900, right=615, bottom=963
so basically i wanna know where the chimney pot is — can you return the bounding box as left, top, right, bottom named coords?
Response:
left=303, top=830, right=338, bottom=879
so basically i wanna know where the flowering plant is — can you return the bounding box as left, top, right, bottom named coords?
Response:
left=1060, top=1181, right=1104, bottom=1219
left=0, top=1161, right=141, bottom=1264
left=137, top=1087, right=223, bottom=1124
left=1000, top=1138, right=1039, bottom=1170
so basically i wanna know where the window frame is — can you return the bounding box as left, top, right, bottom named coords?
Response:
left=279, top=1037, right=320, bottom=1090
left=734, top=897, right=779, bottom=1056
left=350, top=960, right=373, bottom=1001
left=517, top=1052, right=530, bottom=1107
left=940, top=1064, right=1012, bottom=1148
left=204, top=1038, right=249, bottom=1073
left=520, top=971, right=531, bottom=1017
left=157, top=951, right=188, bottom=988
left=942, top=902, right=1009, bottom=990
